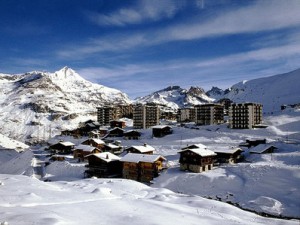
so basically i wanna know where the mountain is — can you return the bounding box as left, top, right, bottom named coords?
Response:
left=0, top=67, right=131, bottom=143
left=135, top=86, right=214, bottom=110
left=209, top=68, right=300, bottom=113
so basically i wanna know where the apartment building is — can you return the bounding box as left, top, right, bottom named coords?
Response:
left=97, top=106, right=120, bottom=126
left=229, top=103, right=263, bottom=129
left=195, top=104, right=224, bottom=125
left=177, top=107, right=196, bottom=123
left=133, top=104, right=160, bottom=129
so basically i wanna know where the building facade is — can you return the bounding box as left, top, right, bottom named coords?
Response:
left=177, top=108, right=196, bottom=123
left=195, top=104, right=224, bottom=125
left=97, top=106, right=120, bottom=126
left=229, top=103, right=263, bottom=129
left=133, top=104, right=160, bottom=129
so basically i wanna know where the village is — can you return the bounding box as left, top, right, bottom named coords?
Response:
left=42, top=101, right=280, bottom=183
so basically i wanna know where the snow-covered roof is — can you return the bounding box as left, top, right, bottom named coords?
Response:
left=120, top=153, right=166, bottom=163
left=152, top=125, right=171, bottom=129
left=129, top=144, right=155, bottom=153
left=74, top=145, right=97, bottom=152
left=89, top=138, right=105, bottom=144
left=87, top=152, right=120, bottom=162
left=105, top=143, right=120, bottom=149
left=182, top=143, right=208, bottom=150
left=178, top=148, right=216, bottom=157
left=214, top=147, right=243, bottom=154
left=249, top=144, right=277, bottom=154
left=58, top=141, right=75, bottom=147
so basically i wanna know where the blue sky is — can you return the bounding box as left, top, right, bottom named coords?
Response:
left=1, top=0, right=300, bottom=98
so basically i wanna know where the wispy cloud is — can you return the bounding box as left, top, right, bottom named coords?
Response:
left=86, top=0, right=185, bottom=26
left=78, top=40, right=300, bottom=98
left=59, top=0, right=300, bottom=60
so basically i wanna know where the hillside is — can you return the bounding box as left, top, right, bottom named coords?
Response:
left=0, top=67, right=130, bottom=143
left=207, top=68, right=300, bottom=113
left=135, top=86, right=213, bottom=110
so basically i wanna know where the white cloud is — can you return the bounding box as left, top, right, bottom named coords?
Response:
left=163, top=0, right=300, bottom=41
left=87, top=0, right=185, bottom=26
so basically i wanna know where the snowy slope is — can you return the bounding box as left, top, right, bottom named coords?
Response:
left=135, top=86, right=214, bottom=110
left=0, top=67, right=131, bottom=143
left=209, top=68, right=300, bottom=113
left=0, top=174, right=297, bottom=225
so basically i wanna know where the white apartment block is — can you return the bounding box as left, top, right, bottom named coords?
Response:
left=229, top=103, right=263, bottom=129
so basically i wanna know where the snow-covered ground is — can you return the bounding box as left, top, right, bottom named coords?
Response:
left=0, top=174, right=298, bottom=225
left=0, top=109, right=299, bottom=224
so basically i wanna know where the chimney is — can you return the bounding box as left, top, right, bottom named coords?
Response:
left=144, top=143, right=147, bottom=147
left=106, top=154, right=109, bottom=159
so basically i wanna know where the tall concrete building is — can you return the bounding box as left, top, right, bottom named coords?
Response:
left=97, top=106, right=120, bottom=126
left=177, top=108, right=196, bottom=123
left=229, top=103, right=263, bottom=129
left=133, top=104, right=160, bottom=129
left=195, top=104, right=224, bottom=125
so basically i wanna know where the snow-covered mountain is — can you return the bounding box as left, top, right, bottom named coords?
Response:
left=0, top=67, right=131, bottom=143
left=207, top=68, right=300, bottom=113
left=135, top=86, right=214, bottom=110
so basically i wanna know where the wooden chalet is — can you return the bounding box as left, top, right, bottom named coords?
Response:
left=81, top=138, right=105, bottom=149
left=79, top=120, right=101, bottom=136
left=103, top=143, right=123, bottom=155
left=84, top=152, right=122, bottom=178
left=99, top=127, right=109, bottom=137
left=110, top=120, right=126, bottom=129
left=73, top=144, right=101, bottom=162
left=152, top=125, right=173, bottom=138
left=126, top=144, right=155, bottom=155
left=108, top=127, right=124, bottom=137
left=240, top=139, right=267, bottom=148
left=49, top=141, right=75, bottom=154
left=123, top=130, right=141, bottom=140
left=178, top=144, right=216, bottom=173
left=249, top=144, right=277, bottom=154
left=214, top=147, right=244, bottom=164
left=120, top=153, right=166, bottom=183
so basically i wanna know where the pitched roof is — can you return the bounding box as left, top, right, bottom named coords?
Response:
left=86, top=152, right=120, bottom=162
left=74, top=144, right=97, bottom=152
left=249, top=144, right=277, bottom=154
left=181, top=143, right=208, bottom=150
left=89, top=138, right=105, bottom=144
left=57, top=141, right=75, bottom=147
left=214, top=147, right=243, bottom=154
left=105, top=143, right=120, bottom=149
left=152, top=125, right=171, bottom=129
left=178, top=148, right=216, bottom=157
left=128, top=144, right=155, bottom=153
left=120, top=153, right=166, bottom=163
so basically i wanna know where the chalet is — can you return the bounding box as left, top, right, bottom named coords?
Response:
left=110, top=120, right=126, bottom=129
left=240, top=139, right=267, bottom=148
left=214, top=147, right=244, bottom=164
left=152, top=125, right=173, bottom=138
left=73, top=144, right=101, bottom=162
left=99, top=127, right=109, bottom=137
left=126, top=144, right=155, bottom=154
left=120, top=153, right=166, bottom=183
left=49, top=141, right=75, bottom=154
left=123, top=130, right=141, bottom=140
left=249, top=144, right=277, bottom=154
left=89, top=130, right=100, bottom=138
left=84, top=152, right=122, bottom=178
left=178, top=145, right=216, bottom=173
left=81, top=138, right=105, bottom=149
left=103, top=143, right=123, bottom=155
left=49, top=154, right=73, bottom=162
left=108, top=127, right=124, bottom=137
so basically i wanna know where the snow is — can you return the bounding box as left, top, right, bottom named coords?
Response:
left=178, top=147, right=217, bottom=157
left=120, top=153, right=165, bottom=163
left=89, top=152, right=121, bottom=162
left=0, top=174, right=298, bottom=225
